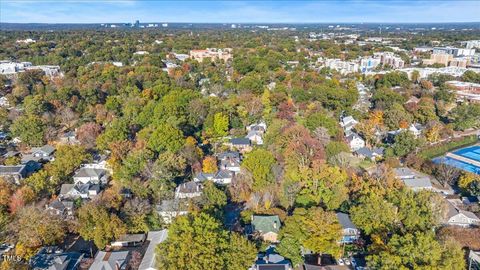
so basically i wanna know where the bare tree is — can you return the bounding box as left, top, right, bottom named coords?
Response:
left=314, top=126, right=331, bottom=146
left=435, top=161, right=460, bottom=187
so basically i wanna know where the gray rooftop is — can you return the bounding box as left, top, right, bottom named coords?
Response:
left=336, top=212, right=357, bottom=230
left=230, top=137, right=251, bottom=145
left=89, top=251, right=130, bottom=270
left=138, top=230, right=168, bottom=270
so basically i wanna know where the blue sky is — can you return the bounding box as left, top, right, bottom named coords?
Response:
left=1, top=1, right=479, bottom=24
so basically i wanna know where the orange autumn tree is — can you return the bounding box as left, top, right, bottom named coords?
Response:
left=202, top=156, right=218, bottom=174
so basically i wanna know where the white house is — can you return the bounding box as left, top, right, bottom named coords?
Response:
left=174, top=181, right=203, bottom=199
left=246, top=122, right=267, bottom=145
left=59, top=183, right=100, bottom=200
left=73, top=168, right=108, bottom=185
left=340, top=115, right=358, bottom=132
left=346, top=132, right=365, bottom=151
left=336, top=212, right=360, bottom=244
left=246, top=130, right=264, bottom=145
left=444, top=201, right=480, bottom=227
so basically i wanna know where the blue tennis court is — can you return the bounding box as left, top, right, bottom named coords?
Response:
left=452, top=146, right=480, bottom=162
left=433, top=156, right=480, bottom=174
left=433, top=145, right=480, bottom=175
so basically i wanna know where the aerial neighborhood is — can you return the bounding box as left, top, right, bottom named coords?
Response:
left=1, top=16, right=480, bottom=270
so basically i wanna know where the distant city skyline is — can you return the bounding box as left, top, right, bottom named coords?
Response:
left=1, top=0, right=480, bottom=24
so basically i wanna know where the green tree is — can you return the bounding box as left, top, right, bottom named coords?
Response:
left=147, top=123, right=185, bottom=153
left=304, top=112, right=339, bottom=137
left=368, top=231, right=465, bottom=270
left=278, top=208, right=342, bottom=264
left=156, top=213, right=256, bottom=270
left=212, top=112, right=229, bottom=137
left=276, top=237, right=303, bottom=267
left=96, top=119, right=129, bottom=150
left=392, top=131, right=420, bottom=157
left=10, top=115, right=45, bottom=146
left=350, top=193, right=397, bottom=235
left=242, top=149, right=276, bottom=191
left=201, top=181, right=227, bottom=211
left=77, top=203, right=127, bottom=249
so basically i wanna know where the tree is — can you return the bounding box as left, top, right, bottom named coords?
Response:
left=368, top=231, right=465, bottom=270
left=212, top=112, right=229, bottom=137
left=392, top=131, right=420, bottom=157
left=10, top=115, right=45, bottom=146
left=0, top=179, right=13, bottom=207
left=276, top=236, right=303, bottom=267
left=350, top=193, right=397, bottom=235
left=156, top=213, right=256, bottom=270
left=296, top=164, right=349, bottom=210
left=224, top=233, right=257, bottom=270
left=384, top=103, right=412, bottom=130
left=242, top=149, right=276, bottom=191
left=147, top=123, right=185, bottom=153
left=201, top=181, right=227, bottom=211
left=96, top=119, right=129, bottom=150
left=202, top=156, right=218, bottom=173
left=77, top=203, right=127, bottom=249
left=8, top=206, right=65, bottom=251
left=278, top=208, right=342, bottom=264
left=449, top=103, right=480, bottom=131
left=458, top=172, right=480, bottom=195
left=304, top=112, right=339, bottom=137
left=76, top=122, right=102, bottom=148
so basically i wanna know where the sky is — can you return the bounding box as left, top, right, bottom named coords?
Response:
left=1, top=0, right=479, bottom=24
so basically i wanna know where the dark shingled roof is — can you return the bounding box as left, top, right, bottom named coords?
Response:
left=230, top=137, right=251, bottom=145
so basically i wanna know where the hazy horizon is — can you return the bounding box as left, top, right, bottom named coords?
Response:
left=1, top=0, right=480, bottom=24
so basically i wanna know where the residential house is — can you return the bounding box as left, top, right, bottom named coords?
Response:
left=58, top=131, right=79, bottom=145
left=354, top=147, right=384, bottom=160
left=0, top=165, right=29, bottom=184
left=340, top=115, right=358, bottom=133
left=219, top=157, right=241, bottom=172
left=393, top=167, right=434, bottom=192
left=82, top=154, right=110, bottom=172
left=30, top=247, right=83, bottom=270
left=213, top=169, right=233, bottom=185
left=388, top=123, right=424, bottom=139
left=89, top=251, right=130, bottom=270
left=249, top=246, right=293, bottom=270
left=193, top=170, right=233, bottom=185
left=246, top=130, right=264, bottom=145
left=193, top=172, right=215, bottom=182
left=346, top=133, right=365, bottom=151
left=46, top=199, right=74, bottom=218
left=59, top=183, right=100, bottom=200
left=251, top=215, right=281, bottom=243
left=138, top=230, right=168, bottom=270
left=22, top=145, right=55, bottom=163
left=156, top=199, right=189, bottom=223
left=444, top=200, right=480, bottom=227
left=174, top=181, right=203, bottom=199
left=336, top=212, right=360, bottom=244
left=110, top=234, right=146, bottom=248
left=246, top=122, right=267, bottom=145
left=0, top=96, right=9, bottom=108
left=217, top=151, right=241, bottom=172
left=73, top=168, right=108, bottom=185
left=228, top=138, right=252, bottom=152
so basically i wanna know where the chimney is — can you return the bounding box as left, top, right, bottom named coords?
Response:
left=273, top=221, right=277, bottom=229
